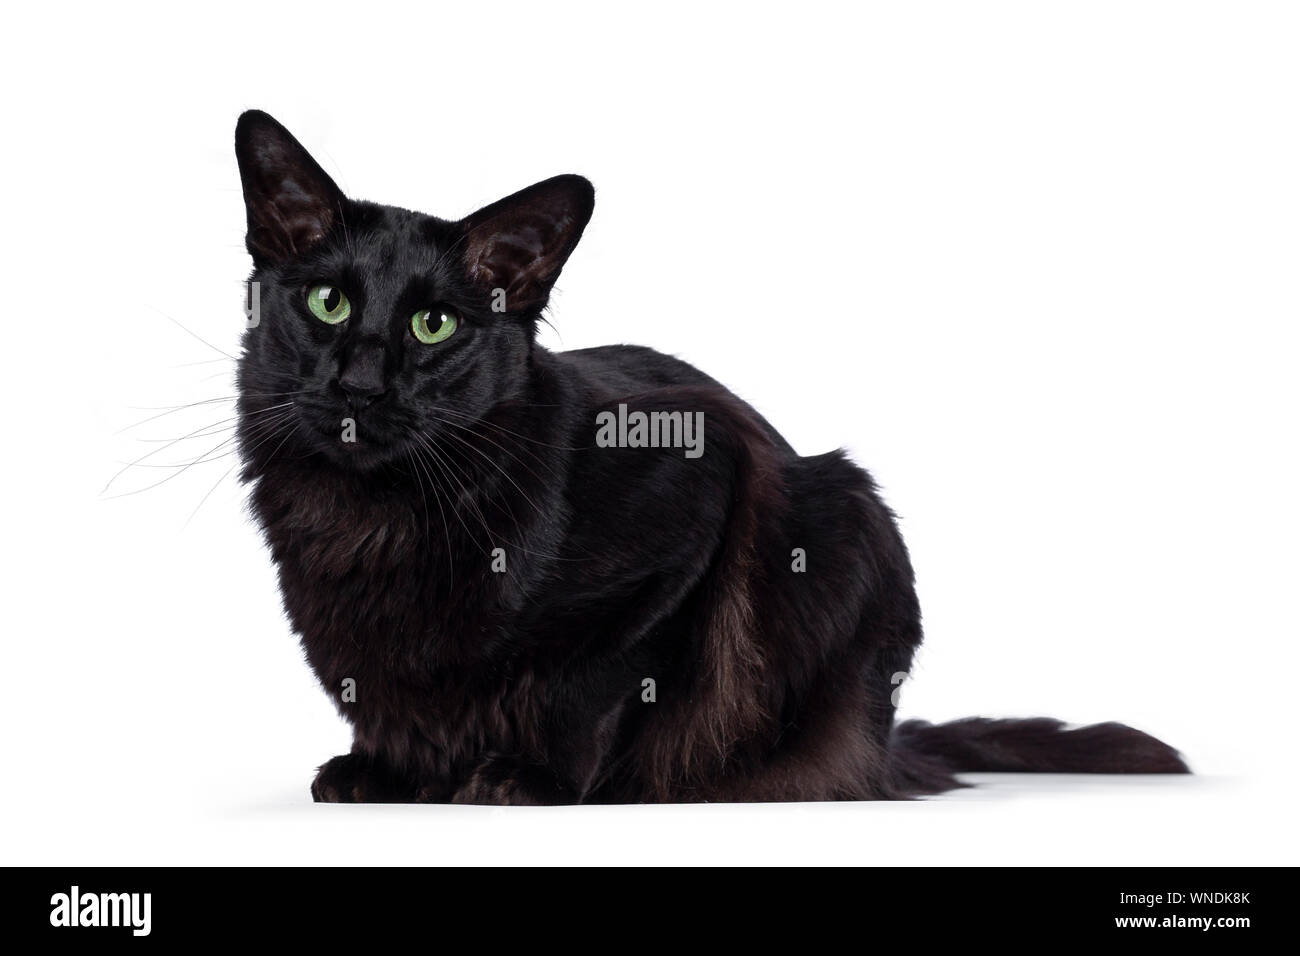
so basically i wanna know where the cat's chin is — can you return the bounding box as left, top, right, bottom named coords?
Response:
left=326, top=443, right=400, bottom=473
left=298, top=428, right=401, bottom=473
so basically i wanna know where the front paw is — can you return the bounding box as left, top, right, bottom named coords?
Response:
left=451, top=754, right=574, bottom=806
left=311, top=752, right=408, bottom=803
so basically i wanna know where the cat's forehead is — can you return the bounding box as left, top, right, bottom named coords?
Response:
left=331, top=202, right=452, bottom=276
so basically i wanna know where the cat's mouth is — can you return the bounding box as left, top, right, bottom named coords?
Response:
left=242, top=396, right=446, bottom=474
left=310, top=422, right=400, bottom=471
left=280, top=402, right=409, bottom=472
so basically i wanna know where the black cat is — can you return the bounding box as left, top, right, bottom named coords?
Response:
left=233, top=110, right=1187, bottom=803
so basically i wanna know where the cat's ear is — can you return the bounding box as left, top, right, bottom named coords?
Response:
left=235, top=110, right=344, bottom=265
left=456, top=175, right=595, bottom=314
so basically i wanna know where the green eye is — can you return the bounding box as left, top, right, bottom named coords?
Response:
left=306, top=284, right=351, bottom=324
left=412, top=306, right=459, bottom=344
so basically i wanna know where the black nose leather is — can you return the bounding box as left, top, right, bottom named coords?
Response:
left=337, top=376, right=387, bottom=410
left=336, top=338, right=389, bottom=410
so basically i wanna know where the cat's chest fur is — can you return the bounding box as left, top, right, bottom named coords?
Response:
left=249, top=463, right=535, bottom=776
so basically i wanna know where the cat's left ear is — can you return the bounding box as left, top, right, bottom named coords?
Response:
left=235, top=110, right=344, bottom=265
left=457, top=175, right=595, bottom=314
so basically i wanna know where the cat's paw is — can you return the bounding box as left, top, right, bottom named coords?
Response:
left=311, top=753, right=404, bottom=803
left=451, top=754, right=574, bottom=806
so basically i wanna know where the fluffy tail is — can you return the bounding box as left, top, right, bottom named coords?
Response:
left=889, top=717, right=1189, bottom=796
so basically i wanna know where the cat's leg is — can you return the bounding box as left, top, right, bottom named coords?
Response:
left=449, top=753, right=578, bottom=806
left=310, top=751, right=420, bottom=803
left=451, top=698, right=629, bottom=806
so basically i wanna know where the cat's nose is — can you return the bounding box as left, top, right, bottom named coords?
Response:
left=336, top=339, right=390, bottom=410
left=336, top=375, right=387, bottom=410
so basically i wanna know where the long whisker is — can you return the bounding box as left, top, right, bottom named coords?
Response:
left=154, top=308, right=239, bottom=361
left=427, top=412, right=559, bottom=496
left=105, top=417, right=246, bottom=494
left=255, top=421, right=301, bottom=471
left=429, top=409, right=564, bottom=476
left=118, top=404, right=295, bottom=459
left=184, top=461, right=240, bottom=526
left=403, top=447, right=431, bottom=542
left=411, top=432, right=495, bottom=557
left=118, top=389, right=321, bottom=433
left=117, top=397, right=242, bottom=433
left=184, top=418, right=298, bottom=525
left=406, top=443, right=454, bottom=590
left=411, top=435, right=543, bottom=600
left=121, top=408, right=295, bottom=465
left=414, top=434, right=550, bottom=588
left=432, top=435, right=531, bottom=552
left=104, top=409, right=296, bottom=496
left=431, top=403, right=589, bottom=451
left=171, top=357, right=234, bottom=369
left=431, top=423, right=543, bottom=529
left=416, top=430, right=580, bottom=565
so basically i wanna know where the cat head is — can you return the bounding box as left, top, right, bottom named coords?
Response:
left=233, top=110, right=593, bottom=473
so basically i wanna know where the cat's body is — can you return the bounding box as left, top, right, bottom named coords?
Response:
left=233, top=111, right=1187, bottom=803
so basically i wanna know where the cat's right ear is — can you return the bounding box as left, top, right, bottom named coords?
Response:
left=235, top=110, right=344, bottom=265
left=455, top=175, right=595, bottom=315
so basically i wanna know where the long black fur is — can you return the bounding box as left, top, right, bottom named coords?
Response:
left=231, top=111, right=1188, bottom=803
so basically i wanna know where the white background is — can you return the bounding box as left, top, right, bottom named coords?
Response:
left=2, top=1, right=1296, bottom=865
